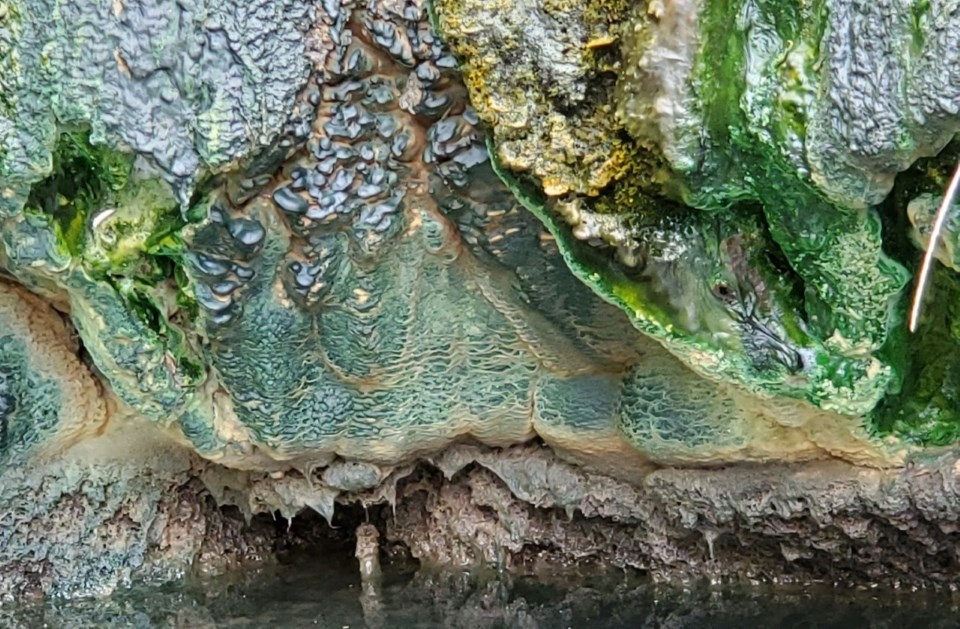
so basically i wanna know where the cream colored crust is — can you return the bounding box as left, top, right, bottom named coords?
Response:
left=0, top=280, right=108, bottom=457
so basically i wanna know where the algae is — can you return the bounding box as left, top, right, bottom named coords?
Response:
left=434, top=0, right=947, bottom=421
left=7, top=0, right=960, bottom=603
left=872, top=141, right=960, bottom=445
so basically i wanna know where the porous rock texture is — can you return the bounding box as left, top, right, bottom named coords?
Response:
left=385, top=443, right=960, bottom=588
left=8, top=437, right=960, bottom=604
left=0, top=422, right=274, bottom=603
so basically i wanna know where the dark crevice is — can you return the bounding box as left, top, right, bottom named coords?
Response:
left=0, top=373, right=12, bottom=456
left=264, top=500, right=390, bottom=560
left=872, top=139, right=960, bottom=443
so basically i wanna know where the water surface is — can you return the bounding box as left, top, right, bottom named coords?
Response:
left=5, top=550, right=959, bottom=628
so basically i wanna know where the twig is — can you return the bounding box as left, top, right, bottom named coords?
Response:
left=909, top=159, right=960, bottom=332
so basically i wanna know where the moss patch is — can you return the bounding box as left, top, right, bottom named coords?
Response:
left=24, top=129, right=132, bottom=256
left=871, top=141, right=960, bottom=445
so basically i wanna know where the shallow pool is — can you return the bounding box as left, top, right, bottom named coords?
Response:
left=5, top=549, right=960, bottom=628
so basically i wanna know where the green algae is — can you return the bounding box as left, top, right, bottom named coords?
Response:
left=870, top=141, right=960, bottom=446
left=23, top=129, right=131, bottom=256
left=672, top=0, right=909, bottom=358
left=489, top=137, right=893, bottom=416
left=614, top=0, right=909, bottom=362
left=873, top=267, right=960, bottom=446
left=15, top=129, right=195, bottom=311
left=1, top=127, right=208, bottom=430
left=436, top=0, right=930, bottom=420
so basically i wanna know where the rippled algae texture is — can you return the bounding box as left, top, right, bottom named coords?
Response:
left=2, top=0, right=960, bottom=602
left=1, top=0, right=895, bottom=478
left=434, top=0, right=960, bottom=443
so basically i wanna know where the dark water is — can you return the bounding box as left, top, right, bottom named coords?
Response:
left=5, top=551, right=960, bottom=629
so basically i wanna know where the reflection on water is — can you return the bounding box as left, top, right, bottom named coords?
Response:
left=5, top=547, right=960, bottom=628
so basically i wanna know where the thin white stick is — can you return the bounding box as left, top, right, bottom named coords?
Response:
left=909, top=159, right=960, bottom=332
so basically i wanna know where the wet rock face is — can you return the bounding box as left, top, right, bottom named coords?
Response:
left=8, top=439, right=960, bottom=603
left=810, top=0, right=960, bottom=207
left=2, top=0, right=893, bottom=473
left=0, top=427, right=277, bottom=603
left=0, top=0, right=313, bottom=211
left=0, top=280, right=109, bottom=461
left=434, top=0, right=911, bottom=418
left=4, top=1, right=960, bottom=468
left=431, top=0, right=634, bottom=199
left=385, top=444, right=960, bottom=589
left=433, top=0, right=960, bottom=433
left=121, top=0, right=627, bottom=462
left=4, top=0, right=960, bottom=602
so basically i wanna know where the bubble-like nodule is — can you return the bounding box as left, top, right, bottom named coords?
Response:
left=273, top=186, right=309, bottom=215
left=228, top=219, right=266, bottom=246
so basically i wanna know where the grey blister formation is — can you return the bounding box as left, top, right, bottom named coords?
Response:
left=809, top=0, right=960, bottom=208
left=0, top=0, right=312, bottom=214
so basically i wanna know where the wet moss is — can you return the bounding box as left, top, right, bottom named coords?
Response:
left=871, top=141, right=960, bottom=445
left=24, top=129, right=131, bottom=256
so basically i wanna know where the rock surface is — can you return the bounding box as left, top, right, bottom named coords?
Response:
left=8, top=438, right=960, bottom=603
left=5, top=0, right=960, bottom=604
